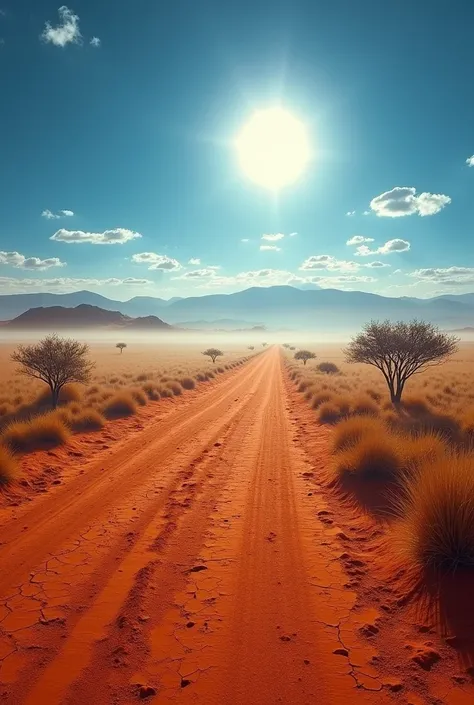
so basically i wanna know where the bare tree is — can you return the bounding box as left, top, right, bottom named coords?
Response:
left=294, top=349, right=317, bottom=366
left=344, top=320, right=459, bottom=407
left=202, top=348, right=223, bottom=364
left=12, top=334, right=95, bottom=409
left=116, top=342, right=127, bottom=354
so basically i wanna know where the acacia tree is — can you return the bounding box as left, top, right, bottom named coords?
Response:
left=12, top=334, right=95, bottom=409
left=116, top=342, right=127, bottom=354
left=344, top=320, right=458, bottom=407
left=248, top=346, right=255, bottom=351
left=294, top=349, right=317, bottom=366
left=202, top=348, right=223, bottom=364
left=262, top=342, right=268, bottom=347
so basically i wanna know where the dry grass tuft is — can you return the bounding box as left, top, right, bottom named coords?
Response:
left=71, top=409, right=106, bottom=432
left=180, top=377, right=196, bottom=390
left=166, top=381, right=183, bottom=396
left=3, top=413, right=71, bottom=453
left=396, top=452, right=474, bottom=570
left=334, top=435, right=402, bottom=481
left=103, top=392, right=138, bottom=419
left=332, top=416, right=387, bottom=453
left=0, top=445, right=18, bottom=485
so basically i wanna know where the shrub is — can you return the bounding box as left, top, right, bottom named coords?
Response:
left=129, top=388, right=148, bottom=406
left=72, top=409, right=106, bottom=432
left=136, top=373, right=149, bottom=382
left=0, top=445, right=18, bottom=485
left=180, top=377, right=196, bottom=390
left=142, top=382, right=161, bottom=400
left=158, top=386, right=174, bottom=398
left=103, top=392, right=138, bottom=419
left=396, top=452, right=474, bottom=570
left=216, top=367, right=225, bottom=374
left=351, top=395, right=379, bottom=417
left=332, top=416, right=387, bottom=453
left=3, top=414, right=71, bottom=453
left=166, top=381, right=183, bottom=396
left=318, top=403, right=342, bottom=425
left=317, top=361, right=340, bottom=374
left=196, top=372, right=206, bottom=382
left=334, top=436, right=402, bottom=481
left=298, top=380, right=311, bottom=393
left=311, top=392, right=332, bottom=409
left=400, top=432, right=448, bottom=473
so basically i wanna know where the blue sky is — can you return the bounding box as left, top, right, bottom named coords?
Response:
left=0, top=0, right=473, bottom=301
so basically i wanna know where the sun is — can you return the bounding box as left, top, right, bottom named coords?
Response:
left=235, top=107, right=310, bottom=190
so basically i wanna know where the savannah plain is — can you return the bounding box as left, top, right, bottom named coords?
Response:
left=0, top=333, right=473, bottom=705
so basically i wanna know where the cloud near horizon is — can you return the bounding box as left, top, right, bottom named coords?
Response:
left=300, top=255, right=359, bottom=272
left=261, top=233, right=285, bottom=241
left=132, top=252, right=181, bottom=270
left=355, top=239, right=410, bottom=256
left=370, top=187, right=451, bottom=217
left=0, top=277, right=152, bottom=292
left=51, top=228, right=141, bottom=245
left=0, top=251, right=65, bottom=271
left=260, top=244, right=281, bottom=252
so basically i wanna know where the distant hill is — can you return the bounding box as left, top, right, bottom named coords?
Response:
left=1, top=286, right=473, bottom=331
left=7, top=304, right=173, bottom=330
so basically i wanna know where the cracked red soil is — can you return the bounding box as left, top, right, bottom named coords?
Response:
left=0, top=348, right=470, bottom=704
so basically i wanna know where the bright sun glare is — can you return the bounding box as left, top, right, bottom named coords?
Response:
left=235, top=107, right=310, bottom=190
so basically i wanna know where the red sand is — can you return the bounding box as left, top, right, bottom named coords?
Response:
left=0, top=348, right=471, bottom=703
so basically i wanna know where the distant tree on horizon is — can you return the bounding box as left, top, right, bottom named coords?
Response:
left=202, top=348, right=223, bottom=364
left=116, top=342, right=127, bottom=354
left=262, top=342, right=268, bottom=348
left=294, top=349, right=317, bottom=366
left=248, top=346, right=255, bottom=350
left=344, top=320, right=459, bottom=407
left=12, top=334, right=94, bottom=409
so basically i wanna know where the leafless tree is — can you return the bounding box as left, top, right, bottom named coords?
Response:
left=12, top=334, right=95, bottom=409
left=116, top=342, right=127, bottom=354
left=294, top=349, right=317, bottom=366
left=344, top=320, right=459, bottom=406
left=202, top=348, right=223, bottom=364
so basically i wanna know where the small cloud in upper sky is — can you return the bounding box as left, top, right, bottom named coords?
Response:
left=188, top=258, right=201, bottom=265
left=346, top=211, right=356, bottom=216
left=261, top=233, right=285, bottom=241
left=241, top=238, right=249, bottom=243
left=370, top=187, right=451, bottom=217
left=42, top=209, right=74, bottom=219
left=41, top=6, right=82, bottom=48
left=289, top=232, right=297, bottom=237
left=132, top=252, right=181, bottom=270
left=90, top=37, right=101, bottom=48
left=260, top=245, right=281, bottom=252
left=466, top=155, right=474, bottom=167
left=346, top=235, right=374, bottom=246
left=355, top=239, right=411, bottom=256
left=51, top=228, right=141, bottom=245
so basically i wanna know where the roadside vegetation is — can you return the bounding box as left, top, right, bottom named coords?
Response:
left=0, top=338, right=255, bottom=487
left=285, top=320, right=474, bottom=572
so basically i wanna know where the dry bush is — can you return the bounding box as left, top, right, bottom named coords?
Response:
left=317, top=361, right=340, bottom=374
left=351, top=395, right=380, bottom=417
left=334, top=435, right=402, bottom=481
left=129, top=387, right=148, bottom=406
left=396, top=452, right=474, bottom=570
left=0, top=445, right=18, bottom=485
left=332, top=416, right=387, bottom=453
left=3, top=413, right=71, bottom=453
left=166, top=381, right=183, bottom=396
left=71, top=409, right=106, bottom=432
left=399, top=432, right=448, bottom=473
left=103, top=392, right=138, bottom=419
left=311, top=392, right=332, bottom=409
left=158, top=386, right=174, bottom=398
left=180, top=377, right=196, bottom=390
left=141, top=382, right=161, bottom=400
left=318, top=402, right=343, bottom=425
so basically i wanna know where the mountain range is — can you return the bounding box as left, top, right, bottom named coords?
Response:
left=6, top=304, right=173, bottom=331
left=0, top=287, right=473, bottom=331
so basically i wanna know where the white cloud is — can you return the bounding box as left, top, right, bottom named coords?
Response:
left=410, top=267, right=474, bottom=286
left=370, top=187, right=451, bottom=217
left=42, top=208, right=74, bottom=219
left=188, top=258, right=201, bottom=265
left=365, top=261, right=391, bottom=268
left=0, top=251, right=66, bottom=271
left=132, top=252, right=181, bottom=270
left=289, top=232, right=298, bottom=237
left=260, top=245, right=281, bottom=252
left=90, top=36, right=100, bottom=47
left=346, top=235, right=374, bottom=246
left=466, top=155, right=474, bottom=167
left=310, top=275, right=376, bottom=286
left=346, top=211, right=356, bottom=217
left=241, top=239, right=249, bottom=243
left=300, top=255, right=359, bottom=272
left=355, top=238, right=410, bottom=256
left=176, top=268, right=217, bottom=279
left=51, top=228, right=141, bottom=245
left=41, top=6, right=82, bottom=48
left=262, top=233, right=285, bottom=241
left=363, top=210, right=371, bottom=216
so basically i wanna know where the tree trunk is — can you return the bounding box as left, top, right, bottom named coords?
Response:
left=303, top=360, right=307, bottom=365
left=120, top=348, right=123, bottom=354
left=51, top=386, right=60, bottom=409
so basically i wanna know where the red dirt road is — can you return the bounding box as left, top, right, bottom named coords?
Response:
left=0, top=349, right=393, bottom=704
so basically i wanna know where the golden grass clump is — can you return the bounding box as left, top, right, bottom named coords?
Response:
left=180, top=377, right=196, bottom=390
left=351, top=394, right=380, bottom=417
left=0, top=445, right=18, bottom=485
left=396, top=452, right=474, bottom=570
left=334, top=435, right=402, bottom=481
left=103, top=392, right=138, bottom=419
left=3, top=413, right=71, bottom=453
left=332, top=416, right=388, bottom=453
left=318, top=402, right=342, bottom=424
left=129, top=387, right=148, bottom=406
left=71, top=409, right=106, bottom=432
left=166, top=381, right=183, bottom=396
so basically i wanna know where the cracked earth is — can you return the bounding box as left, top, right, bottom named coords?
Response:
left=0, top=347, right=472, bottom=704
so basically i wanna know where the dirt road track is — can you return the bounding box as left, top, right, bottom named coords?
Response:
left=0, top=348, right=392, bottom=704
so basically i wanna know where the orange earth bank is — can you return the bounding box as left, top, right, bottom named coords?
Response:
left=0, top=348, right=471, bottom=704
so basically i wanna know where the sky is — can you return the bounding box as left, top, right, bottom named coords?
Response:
left=0, top=0, right=473, bottom=301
